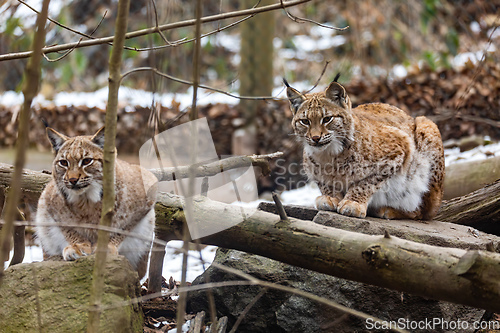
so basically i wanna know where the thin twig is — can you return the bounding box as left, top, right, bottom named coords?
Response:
left=228, top=287, right=268, bottom=333
left=280, top=0, right=349, bottom=31
left=454, top=13, right=500, bottom=112
left=42, top=38, right=83, bottom=62
left=87, top=0, right=131, bottom=330
left=132, top=13, right=253, bottom=52
left=304, top=60, right=331, bottom=93
left=177, top=0, right=204, bottom=331
left=272, top=192, right=288, bottom=222
left=18, top=0, right=98, bottom=40
left=120, top=66, right=281, bottom=101
left=150, top=0, right=175, bottom=47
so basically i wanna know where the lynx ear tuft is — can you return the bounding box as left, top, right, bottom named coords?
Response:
left=91, top=127, right=105, bottom=149
left=46, top=128, right=69, bottom=153
left=333, top=72, right=341, bottom=82
left=325, top=80, right=347, bottom=107
left=284, top=80, right=306, bottom=114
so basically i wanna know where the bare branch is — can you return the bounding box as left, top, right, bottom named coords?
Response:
left=150, top=152, right=284, bottom=181
left=280, top=0, right=349, bottom=31
left=42, top=38, right=83, bottom=62
left=0, top=0, right=311, bottom=61
left=132, top=12, right=254, bottom=52
left=121, top=66, right=282, bottom=101
left=304, top=60, right=331, bottom=93
left=18, top=0, right=98, bottom=40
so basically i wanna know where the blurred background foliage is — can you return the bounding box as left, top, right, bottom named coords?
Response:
left=0, top=0, right=499, bottom=96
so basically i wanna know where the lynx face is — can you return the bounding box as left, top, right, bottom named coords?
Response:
left=47, top=127, right=105, bottom=203
left=287, top=80, right=354, bottom=155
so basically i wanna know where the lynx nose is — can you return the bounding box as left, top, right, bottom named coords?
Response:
left=68, top=178, right=79, bottom=185
left=311, top=136, right=321, bottom=143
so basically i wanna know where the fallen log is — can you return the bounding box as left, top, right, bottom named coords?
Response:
left=437, top=179, right=500, bottom=234
left=153, top=192, right=500, bottom=312
left=443, top=156, right=500, bottom=200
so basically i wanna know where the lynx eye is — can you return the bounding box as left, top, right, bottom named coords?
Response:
left=299, top=119, right=310, bottom=126
left=58, top=160, right=69, bottom=167
left=81, top=158, right=93, bottom=166
left=322, top=116, right=333, bottom=124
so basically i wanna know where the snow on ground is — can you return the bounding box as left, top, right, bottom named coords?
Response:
left=445, top=141, right=500, bottom=166
left=159, top=241, right=217, bottom=283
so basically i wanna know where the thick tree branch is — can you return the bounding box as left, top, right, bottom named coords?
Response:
left=150, top=152, right=283, bottom=181
left=154, top=193, right=500, bottom=313
left=0, top=0, right=312, bottom=62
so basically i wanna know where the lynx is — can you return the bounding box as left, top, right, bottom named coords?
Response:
left=285, top=75, right=444, bottom=220
left=35, top=127, right=158, bottom=278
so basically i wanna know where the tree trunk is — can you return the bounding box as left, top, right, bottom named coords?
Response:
left=237, top=0, right=275, bottom=156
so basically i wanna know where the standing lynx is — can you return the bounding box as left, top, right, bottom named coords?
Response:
left=285, top=76, right=444, bottom=220
left=35, top=127, right=157, bottom=278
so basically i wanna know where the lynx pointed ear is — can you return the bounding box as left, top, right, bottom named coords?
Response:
left=46, top=128, right=69, bottom=153
left=91, top=127, right=105, bottom=149
left=325, top=80, right=347, bottom=107
left=284, top=79, right=306, bottom=114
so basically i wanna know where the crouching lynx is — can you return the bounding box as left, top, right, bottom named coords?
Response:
left=285, top=75, right=444, bottom=220
left=35, top=127, right=158, bottom=278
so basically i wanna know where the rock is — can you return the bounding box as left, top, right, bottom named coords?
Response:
left=0, top=255, right=144, bottom=333
left=187, top=248, right=484, bottom=333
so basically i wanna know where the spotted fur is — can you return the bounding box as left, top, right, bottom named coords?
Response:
left=35, top=127, right=158, bottom=278
left=286, top=78, right=444, bottom=220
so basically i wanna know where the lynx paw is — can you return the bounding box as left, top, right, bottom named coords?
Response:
left=316, top=195, right=340, bottom=211
left=63, top=242, right=93, bottom=261
left=337, top=199, right=367, bottom=218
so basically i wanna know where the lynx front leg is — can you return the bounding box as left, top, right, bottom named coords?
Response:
left=338, top=174, right=388, bottom=218
left=316, top=195, right=342, bottom=211
left=60, top=229, right=94, bottom=260
left=315, top=182, right=344, bottom=211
